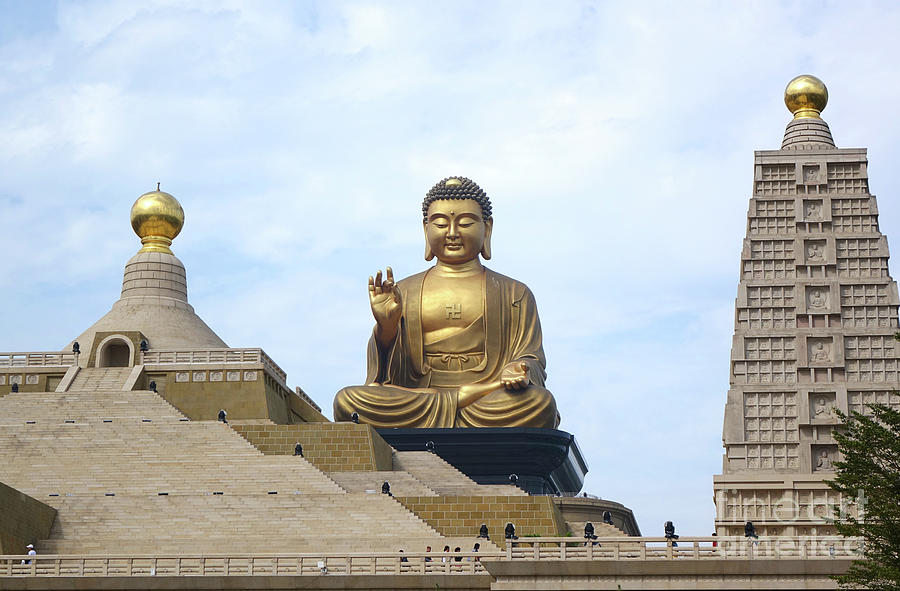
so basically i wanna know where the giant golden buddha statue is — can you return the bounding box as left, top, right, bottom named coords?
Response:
left=333, top=177, right=559, bottom=429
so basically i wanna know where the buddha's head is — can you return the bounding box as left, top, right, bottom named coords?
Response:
left=422, top=176, right=493, bottom=263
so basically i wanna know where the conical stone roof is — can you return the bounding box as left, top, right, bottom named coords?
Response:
left=68, top=188, right=226, bottom=362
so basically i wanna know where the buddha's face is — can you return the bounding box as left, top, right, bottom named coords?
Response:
left=424, top=199, right=492, bottom=264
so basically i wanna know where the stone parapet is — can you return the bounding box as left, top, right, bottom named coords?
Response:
left=0, top=537, right=855, bottom=589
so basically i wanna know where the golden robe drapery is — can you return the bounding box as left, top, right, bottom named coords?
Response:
left=333, top=268, right=559, bottom=428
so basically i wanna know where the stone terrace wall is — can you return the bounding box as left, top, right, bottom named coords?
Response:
left=233, top=423, right=393, bottom=472
left=396, top=495, right=565, bottom=548
left=0, top=482, right=56, bottom=554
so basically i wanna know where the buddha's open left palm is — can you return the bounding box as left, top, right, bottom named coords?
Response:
left=501, top=361, right=529, bottom=390
left=369, top=267, right=402, bottom=331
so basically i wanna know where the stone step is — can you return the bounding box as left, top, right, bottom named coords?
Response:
left=0, top=389, right=187, bottom=423
left=392, top=451, right=526, bottom=497
left=69, top=368, right=133, bottom=392
left=34, top=493, right=476, bottom=554
left=0, top=382, right=502, bottom=556
left=328, top=471, right=439, bottom=497
left=565, top=520, right=627, bottom=537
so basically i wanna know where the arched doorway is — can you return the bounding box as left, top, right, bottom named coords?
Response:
left=97, top=337, right=133, bottom=368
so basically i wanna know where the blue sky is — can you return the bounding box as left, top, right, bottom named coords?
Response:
left=2, top=0, right=900, bottom=536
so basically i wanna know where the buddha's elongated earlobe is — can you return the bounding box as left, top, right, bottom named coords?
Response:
left=481, top=217, right=493, bottom=260
left=424, top=223, right=435, bottom=261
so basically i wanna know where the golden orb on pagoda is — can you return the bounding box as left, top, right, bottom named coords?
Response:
left=130, top=185, right=185, bottom=254
left=784, top=75, right=828, bottom=120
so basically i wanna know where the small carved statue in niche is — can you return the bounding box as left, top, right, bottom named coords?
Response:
left=812, top=342, right=830, bottom=362
left=808, top=289, right=826, bottom=309
left=807, top=243, right=823, bottom=261
left=806, top=201, right=821, bottom=220
left=816, top=450, right=833, bottom=471
left=804, top=167, right=818, bottom=183
left=814, top=396, right=832, bottom=417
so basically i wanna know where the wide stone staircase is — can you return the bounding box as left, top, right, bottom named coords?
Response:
left=563, top=519, right=627, bottom=538
left=68, top=367, right=132, bottom=391
left=392, top=451, right=528, bottom=496
left=0, top=386, right=486, bottom=555
left=329, top=471, right=438, bottom=497
left=38, top=494, right=437, bottom=554
left=0, top=390, right=185, bottom=425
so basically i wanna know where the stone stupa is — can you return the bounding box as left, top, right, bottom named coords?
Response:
left=69, top=186, right=226, bottom=367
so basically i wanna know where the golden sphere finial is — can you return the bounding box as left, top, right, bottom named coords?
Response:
left=130, top=186, right=184, bottom=254
left=785, top=75, right=828, bottom=120
left=445, top=178, right=462, bottom=187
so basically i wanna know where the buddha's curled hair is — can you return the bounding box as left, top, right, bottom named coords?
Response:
left=422, top=177, right=492, bottom=222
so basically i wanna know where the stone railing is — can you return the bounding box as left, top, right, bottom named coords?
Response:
left=141, top=348, right=288, bottom=384
left=0, top=538, right=861, bottom=578
left=0, top=352, right=76, bottom=368
left=0, top=552, right=492, bottom=577
left=504, top=536, right=862, bottom=560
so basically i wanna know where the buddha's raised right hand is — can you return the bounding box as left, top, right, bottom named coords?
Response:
left=369, top=267, right=402, bottom=347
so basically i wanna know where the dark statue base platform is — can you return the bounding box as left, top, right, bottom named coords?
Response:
left=377, top=427, right=587, bottom=495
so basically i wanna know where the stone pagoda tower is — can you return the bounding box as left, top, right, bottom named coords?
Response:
left=714, top=75, right=900, bottom=536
